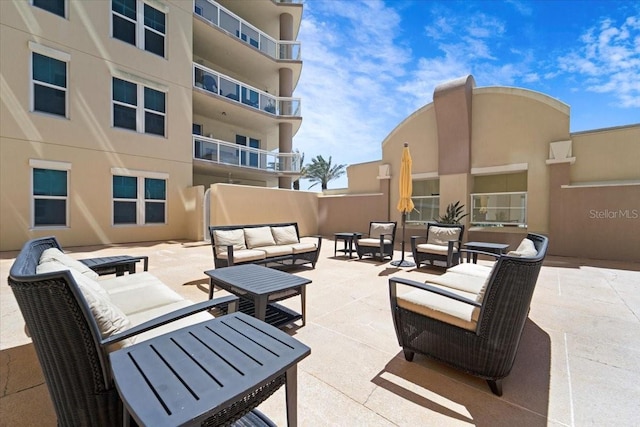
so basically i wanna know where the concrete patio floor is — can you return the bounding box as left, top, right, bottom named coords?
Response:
left=1, top=238, right=639, bottom=426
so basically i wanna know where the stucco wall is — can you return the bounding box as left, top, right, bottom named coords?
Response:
left=209, top=184, right=319, bottom=236
left=317, top=193, right=389, bottom=237
left=346, top=161, right=383, bottom=194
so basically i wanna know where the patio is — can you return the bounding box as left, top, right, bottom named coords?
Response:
left=1, top=238, right=639, bottom=426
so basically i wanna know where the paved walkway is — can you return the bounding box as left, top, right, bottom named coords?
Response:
left=1, top=239, right=639, bottom=426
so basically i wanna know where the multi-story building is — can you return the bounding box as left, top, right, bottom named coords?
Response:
left=0, top=0, right=303, bottom=251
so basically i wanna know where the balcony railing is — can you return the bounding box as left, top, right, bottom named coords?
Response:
left=470, top=192, right=527, bottom=226
left=407, top=196, right=440, bottom=224
left=194, top=64, right=301, bottom=117
left=194, top=0, right=301, bottom=61
left=194, top=135, right=302, bottom=173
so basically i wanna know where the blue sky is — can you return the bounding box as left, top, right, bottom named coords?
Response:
left=293, top=0, right=640, bottom=190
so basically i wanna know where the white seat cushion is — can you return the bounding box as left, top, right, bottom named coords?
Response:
left=289, top=242, right=318, bottom=254
left=416, top=243, right=458, bottom=255
left=396, top=283, right=479, bottom=331
left=427, top=271, right=489, bottom=301
left=256, top=245, right=294, bottom=257
left=448, top=263, right=494, bottom=279
left=358, top=238, right=391, bottom=247
left=244, top=226, right=276, bottom=249
left=271, top=225, right=299, bottom=245
left=217, top=249, right=266, bottom=263
left=98, top=273, right=184, bottom=316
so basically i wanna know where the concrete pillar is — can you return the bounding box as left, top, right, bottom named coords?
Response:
left=433, top=75, right=475, bottom=223
left=279, top=122, right=293, bottom=189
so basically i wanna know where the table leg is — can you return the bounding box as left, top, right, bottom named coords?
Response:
left=473, top=253, right=479, bottom=264
left=208, top=278, right=215, bottom=300
left=285, top=365, right=298, bottom=427
left=255, top=296, right=267, bottom=321
left=300, top=286, right=306, bottom=327
left=344, top=238, right=350, bottom=258
left=334, top=239, right=337, bottom=257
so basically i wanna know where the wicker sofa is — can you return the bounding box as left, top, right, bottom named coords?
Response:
left=209, top=222, right=322, bottom=269
left=6, top=237, right=297, bottom=426
left=389, top=233, right=548, bottom=396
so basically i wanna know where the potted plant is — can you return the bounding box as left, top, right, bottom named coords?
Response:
left=435, top=201, right=469, bottom=224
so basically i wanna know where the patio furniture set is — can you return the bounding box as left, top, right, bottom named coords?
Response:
left=7, top=220, right=548, bottom=425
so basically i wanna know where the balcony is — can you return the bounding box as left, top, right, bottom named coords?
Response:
left=194, top=0, right=301, bottom=61
left=193, top=135, right=301, bottom=174
left=194, top=64, right=301, bottom=118
left=471, top=191, right=527, bottom=226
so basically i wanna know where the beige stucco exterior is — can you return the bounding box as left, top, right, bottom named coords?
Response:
left=0, top=0, right=303, bottom=251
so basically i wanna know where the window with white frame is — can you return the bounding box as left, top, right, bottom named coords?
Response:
left=112, top=77, right=166, bottom=136
left=31, top=160, right=70, bottom=228
left=112, top=0, right=166, bottom=58
left=32, top=0, right=65, bottom=17
left=31, top=45, right=69, bottom=117
left=112, top=170, right=167, bottom=225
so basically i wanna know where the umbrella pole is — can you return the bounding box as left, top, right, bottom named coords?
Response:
left=391, top=212, right=415, bottom=267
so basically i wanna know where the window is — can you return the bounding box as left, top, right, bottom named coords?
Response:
left=471, top=172, right=528, bottom=227
left=112, top=0, right=166, bottom=58
left=32, top=52, right=67, bottom=117
left=31, top=160, right=70, bottom=228
left=407, top=179, right=440, bottom=224
left=112, top=172, right=166, bottom=225
left=112, top=77, right=165, bottom=136
left=33, top=0, right=65, bottom=17
left=236, top=135, right=259, bottom=167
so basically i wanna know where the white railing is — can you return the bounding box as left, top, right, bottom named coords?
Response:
left=407, top=196, right=440, bottom=224
left=193, top=135, right=302, bottom=173
left=470, top=192, right=527, bottom=226
left=194, top=0, right=301, bottom=61
left=194, top=63, right=301, bottom=117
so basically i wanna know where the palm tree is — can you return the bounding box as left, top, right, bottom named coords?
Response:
left=292, top=150, right=306, bottom=190
left=305, top=155, right=346, bottom=190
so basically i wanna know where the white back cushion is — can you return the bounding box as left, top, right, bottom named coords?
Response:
left=40, top=247, right=99, bottom=279
left=213, top=229, right=247, bottom=254
left=507, top=238, right=537, bottom=257
left=244, top=226, right=276, bottom=249
left=427, top=226, right=461, bottom=246
left=271, top=225, right=299, bottom=245
left=370, top=223, right=394, bottom=239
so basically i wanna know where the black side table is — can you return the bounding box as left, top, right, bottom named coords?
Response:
left=334, top=232, right=362, bottom=258
left=110, top=312, right=310, bottom=427
left=463, top=242, right=510, bottom=263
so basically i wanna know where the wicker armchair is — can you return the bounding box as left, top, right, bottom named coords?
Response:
left=354, top=221, right=397, bottom=261
left=411, top=222, right=464, bottom=268
left=389, top=233, right=548, bottom=396
left=7, top=237, right=279, bottom=426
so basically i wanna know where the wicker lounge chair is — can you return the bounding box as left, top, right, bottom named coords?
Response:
left=389, top=233, right=549, bottom=396
left=411, top=222, right=464, bottom=268
left=354, top=221, right=397, bottom=262
left=7, top=237, right=284, bottom=426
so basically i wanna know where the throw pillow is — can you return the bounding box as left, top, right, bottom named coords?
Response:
left=244, top=226, right=276, bottom=249
left=271, top=225, right=299, bottom=245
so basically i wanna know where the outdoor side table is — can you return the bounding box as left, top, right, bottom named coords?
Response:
left=205, top=264, right=311, bottom=328
left=110, top=312, right=310, bottom=427
left=334, top=232, right=362, bottom=258
left=463, top=242, right=510, bottom=263
left=80, top=255, right=149, bottom=276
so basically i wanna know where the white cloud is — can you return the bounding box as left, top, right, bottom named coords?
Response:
left=557, top=13, right=640, bottom=107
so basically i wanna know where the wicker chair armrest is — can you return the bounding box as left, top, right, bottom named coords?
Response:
left=389, top=277, right=481, bottom=307
left=101, top=295, right=239, bottom=346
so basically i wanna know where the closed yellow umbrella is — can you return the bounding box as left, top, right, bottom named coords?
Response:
left=391, top=142, right=416, bottom=267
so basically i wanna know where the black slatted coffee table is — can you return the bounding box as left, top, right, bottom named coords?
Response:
left=206, top=264, right=311, bottom=328
left=110, top=312, right=310, bottom=427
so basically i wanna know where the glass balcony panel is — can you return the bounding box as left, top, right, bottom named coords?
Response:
left=219, top=10, right=239, bottom=37
left=194, top=0, right=218, bottom=25
left=261, top=94, right=276, bottom=114
left=260, top=36, right=277, bottom=58
left=407, top=196, right=440, bottom=223
left=471, top=192, right=527, bottom=226
left=194, top=136, right=302, bottom=174
left=240, top=24, right=260, bottom=49
left=278, top=99, right=301, bottom=116
left=278, top=42, right=301, bottom=60
left=219, top=77, right=239, bottom=101
left=241, top=87, right=259, bottom=108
